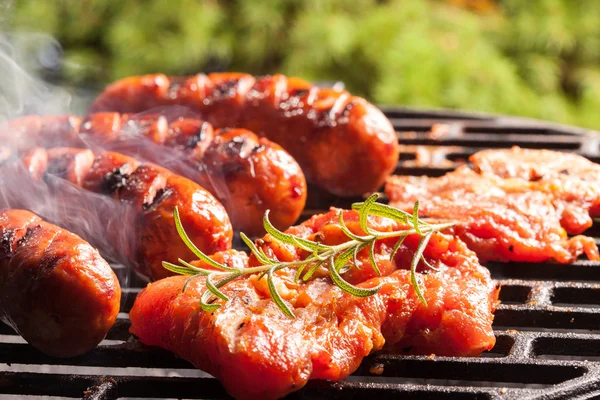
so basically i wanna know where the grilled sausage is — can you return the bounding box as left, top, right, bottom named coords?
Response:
left=0, top=148, right=232, bottom=280
left=1, top=113, right=307, bottom=235
left=90, top=73, right=400, bottom=197
left=0, top=209, right=121, bottom=357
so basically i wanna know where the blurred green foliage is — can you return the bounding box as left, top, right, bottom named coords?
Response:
left=6, top=0, right=600, bottom=128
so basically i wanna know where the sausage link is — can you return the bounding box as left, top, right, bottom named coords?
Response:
left=0, top=209, right=121, bottom=357
left=1, top=148, right=233, bottom=280
left=90, top=73, right=400, bottom=196
left=1, top=113, right=307, bottom=235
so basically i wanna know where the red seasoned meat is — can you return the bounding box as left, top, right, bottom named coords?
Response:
left=471, top=147, right=600, bottom=234
left=385, top=148, right=600, bottom=263
left=130, top=209, right=498, bottom=400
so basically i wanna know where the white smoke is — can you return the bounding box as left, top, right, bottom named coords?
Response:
left=0, top=33, right=74, bottom=121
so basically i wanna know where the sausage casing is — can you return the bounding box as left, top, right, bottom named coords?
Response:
left=0, top=209, right=121, bottom=357
left=1, top=113, right=307, bottom=235
left=0, top=148, right=233, bottom=280
left=90, top=73, right=400, bottom=197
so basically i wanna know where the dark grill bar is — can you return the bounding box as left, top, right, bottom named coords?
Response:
left=1, top=107, right=600, bottom=399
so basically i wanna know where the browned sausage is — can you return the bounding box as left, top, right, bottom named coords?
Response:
left=0, top=209, right=121, bottom=357
left=0, top=148, right=233, bottom=280
left=90, top=73, right=400, bottom=197
left=0, top=113, right=307, bottom=235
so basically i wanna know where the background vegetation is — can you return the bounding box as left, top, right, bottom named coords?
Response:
left=6, top=0, right=600, bottom=128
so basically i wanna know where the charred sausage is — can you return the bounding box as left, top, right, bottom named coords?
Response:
left=0, top=209, right=121, bottom=357
left=90, top=73, right=400, bottom=197
left=0, top=148, right=232, bottom=280
left=1, top=113, right=307, bottom=235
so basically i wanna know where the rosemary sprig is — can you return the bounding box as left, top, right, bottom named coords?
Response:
left=163, top=194, right=456, bottom=318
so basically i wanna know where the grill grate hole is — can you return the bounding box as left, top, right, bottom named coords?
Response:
left=499, top=285, right=531, bottom=304
left=353, top=356, right=586, bottom=385
left=533, top=337, right=600, bottom=361
left=552, top=287, right=600, bottom=309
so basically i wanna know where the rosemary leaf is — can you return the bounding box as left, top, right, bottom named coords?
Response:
left=420, top=255, right=439, bottom=271
left=177, top=259, right=216, bottom=275
left=353, top=241, right=369, bottom=269
left=162, top=261, right=199, bottom=276
left=268, top=268, right=295, bottom=318
left=329, top=258, right=382, bottom=297
left=302, top=259, right=326, bottom=281
left=241, top=232, right=275, bottom=265
left=334, top=245, right=361, bottom=273
left=182, top=275, right=200, bottom=293
left=173, top=207, right=235, bottom=271
left=389, top=236, right=406, bottom=261
left=412, top=201, right=422, bottom=236
left=358, top=193, right=378, bottom=235
left=294, top=263, right=307, bottom=283
left=205, top=274, right=229, bottom=302
left=353, top=201, right=411, bottom=224
left=410, top=234, right=432, bottom=306
left=368, top=240, right=381, bottom=276
left=200, top=289, right=221, bottom=312
left=264, top=210, right=325, bottom=252
left=338, top=211, right=373, bottom=242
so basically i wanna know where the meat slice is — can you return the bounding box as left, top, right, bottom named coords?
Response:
left=130, top=209, right=498, bottom=400
left=385, top=149, right=600, bottom=263
left=471, top=147, right=600, bottom=234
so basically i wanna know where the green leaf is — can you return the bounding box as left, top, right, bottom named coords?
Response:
left=334, top=245, right=361, bottom=272
left=302, top=259, right=326, bottom=281
left=412, top=201, right=422, bottom=236
left=182, top=275, right=200, bottom=293
left=358, top=193, right=379, bottom=235
left=338, top=210, right=373, bottom=242
left=205, top=274, right=229, bottom=302
left=420, top=255, right=438, bottom=271
left=368, top=240, right=381, bottom=276
left=257, top=269, right=269, bottom=281
left=389, top=236, right=406, bottom=261
left=294, top=263, right=308, bottom=283
left=162, top=261, right=199, bottom=276
left=177, top=259, right=215, bottom=275
left=353, top=241, right=369, bottom=269
left=268, top=268, right=295, bottom=318
left=173, top=207, right=234, bottom=271
left=328, top=258, right=382, bottom=297
left=264, top=210, right=326, bottom=252
left=240, top=232, right=275, bottom=265
left=199, top=273, right=241, bottom=312
left=200, top=289, right=221, bottom=312
left=352, top=201, right=411, bottom=224
left=311, top=243, right=328, bottom=261
left=410, top=234, right=432, bottom=306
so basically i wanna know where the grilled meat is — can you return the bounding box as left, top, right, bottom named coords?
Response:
left=0, top=209, right=121, bottom=357
left=471, top=147, right=600, bottom=234
left=385, top=148, right=600, bottom=263
left=90, top=73, right=400, bottom=197
left=0, top=148, right=232, bottom=280
left=130, top=209, right=498, bottom=400
left=1, top=113, right=307, bottom=235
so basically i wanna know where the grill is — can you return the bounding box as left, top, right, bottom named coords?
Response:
left=2, top=107, right=600, bottom=399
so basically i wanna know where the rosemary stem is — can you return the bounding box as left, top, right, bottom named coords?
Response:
left=166, top=194, right=458, bottom=317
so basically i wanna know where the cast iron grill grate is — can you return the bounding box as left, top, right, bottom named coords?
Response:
left=1, top=107, right=600, bottom=399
